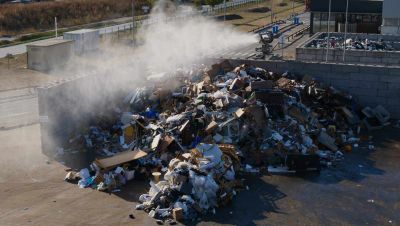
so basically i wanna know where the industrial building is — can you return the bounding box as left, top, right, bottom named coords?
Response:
left=27, top=39, right=74, bottom=73
left=309, top=0, right=383, bottom=34
left=381, top=0, right=400, bottom=35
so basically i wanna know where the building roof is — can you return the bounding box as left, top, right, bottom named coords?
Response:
left=27, top=39, right=73, bottom=47
left=310, top=0, right=383, bottom=14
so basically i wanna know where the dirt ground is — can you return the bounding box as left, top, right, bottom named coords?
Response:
left=0, top=124, right=399, bottom=226
left=0, top=53, right=61, bottom=92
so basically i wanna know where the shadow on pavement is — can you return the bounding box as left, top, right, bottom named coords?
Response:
left=186, top=175, right=286, bottom=226
left=247, top=7, right=271, bottom=13
left=215, top=14, right=244, bottom=21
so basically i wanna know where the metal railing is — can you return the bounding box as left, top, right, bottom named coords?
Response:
left=286, top=25, right=310, bottom=42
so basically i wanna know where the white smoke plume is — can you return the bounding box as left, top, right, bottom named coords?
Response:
left=59, top=0, right=257, bottom=81
left=134, top=0, right=257, bottom=73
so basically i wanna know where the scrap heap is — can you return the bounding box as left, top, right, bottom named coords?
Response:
left=307, top=36, right=396, bottom=51
left=64, top=60, right=389, bottom=223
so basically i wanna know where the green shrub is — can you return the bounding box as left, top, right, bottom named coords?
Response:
left=0, top=40, right=11, bottom=46
left=194, top=0, right=202, bottom=8
left=205, top=0, right=224, bottom=7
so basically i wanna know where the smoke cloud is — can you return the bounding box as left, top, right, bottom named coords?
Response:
left=135, top=1, right=257, bottom=73
left=64, top=0, right=257, bottom=77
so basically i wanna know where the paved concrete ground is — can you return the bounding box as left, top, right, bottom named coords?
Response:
left=0, top=53, right=63, bottom=129
left=208, top=12, right=310, bottom=60
left=0, top=91, right=38, bottom=129
left=0, top=124, right=398, bottom=226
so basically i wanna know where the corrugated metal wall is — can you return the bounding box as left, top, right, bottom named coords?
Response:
left=382, top=0, right=400, bottom=19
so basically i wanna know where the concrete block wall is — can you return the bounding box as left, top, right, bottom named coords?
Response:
left=227, top=59, right=400, bottom=118
left=303, top=32, right=400, bottom=46
left=296, top=48, right=400, bottom=65
left=37, top=73, right=128, bottom=157
left=37, top=75, right=96, bottom=157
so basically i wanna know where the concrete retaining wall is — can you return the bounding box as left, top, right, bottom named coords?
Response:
left=37, top=74, right=127, bottom=158
left=38, top=75, right=95, bottom=157
left=296, top=48, right=400, bottom=65
left=37, top=71, right=144, bottom=159
left=228, top=59, right=400, bottom=118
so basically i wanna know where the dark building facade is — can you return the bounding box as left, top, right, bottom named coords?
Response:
left=309, top=0, right=383, bottom=34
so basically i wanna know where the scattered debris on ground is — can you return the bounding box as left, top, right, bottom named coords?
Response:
left=62, top=60, right=390, bottom=223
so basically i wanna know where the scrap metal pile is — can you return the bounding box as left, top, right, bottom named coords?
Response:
left=64, top=60, right=389, bottom=223
left=306, top=36, right=397, bottom=51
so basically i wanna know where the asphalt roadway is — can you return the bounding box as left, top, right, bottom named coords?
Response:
left=0, top=89, right=38, bottom=129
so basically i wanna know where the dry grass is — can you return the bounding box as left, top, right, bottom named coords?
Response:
left=0, top=0, right=152, bottom=35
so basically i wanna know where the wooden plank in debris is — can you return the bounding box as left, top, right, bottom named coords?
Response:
left=229, top=78, right=245, bottom=90
left=276, top=77, right=291, bottom=88
left=205, top=121, right=219, bottom=134
left=95, top=150, right=147, bottom=169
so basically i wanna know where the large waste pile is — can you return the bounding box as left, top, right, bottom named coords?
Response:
left=306, top=35, right=397, bottom=51
left=63, top=60, right=390, bottom=223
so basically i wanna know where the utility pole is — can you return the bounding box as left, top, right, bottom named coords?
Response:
left=55, top=17, right=58, bottom=38
left=132, top=0, right=135, bottom=42
left=342, top=0, right=349, bottom=62
left=223, top=0, right=227, bottom=21
left=292, top=0, right=295, bottom=18
left=325, top=0, right=332, bottom=62
left=271, top=0, right=274, bottom=23
left=6, top=53, right=14, bottom=70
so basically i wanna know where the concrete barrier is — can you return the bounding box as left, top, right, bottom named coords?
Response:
left=37, top=71, right=145, bottom=158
